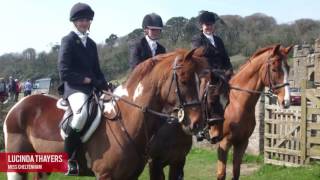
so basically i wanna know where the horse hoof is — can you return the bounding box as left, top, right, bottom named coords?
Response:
left=65, top=160, right=79, bottom=176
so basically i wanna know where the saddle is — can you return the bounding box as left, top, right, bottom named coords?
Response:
left=57, top=94, right=103, bottom=143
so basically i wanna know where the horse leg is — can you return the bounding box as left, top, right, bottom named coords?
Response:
left=168, top=159, right=185, bottom=180
left=149, top=159, right=165, bottom=180
left=216, top=137, right=231, bottom=180
left=32, top=172, right=50, bottom=180
left=7, top=172, right=27, bottom=180
left=232, top=140, right=248, bottom=180
left=5, top=134, right=33, bottom=180
left=5, top=128, right=35, bottom=180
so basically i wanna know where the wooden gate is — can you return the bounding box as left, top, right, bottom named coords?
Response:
left=264, top=80, right=320, bottom=166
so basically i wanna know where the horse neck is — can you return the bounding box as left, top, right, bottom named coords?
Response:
left=125, top=65, right=167, bottom=112
left=229, top=54, right=268, bottom=107
left=118, top=71, right=165, bottom=142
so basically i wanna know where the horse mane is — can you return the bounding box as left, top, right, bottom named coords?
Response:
left=250, top=45, right=275, bottom=59
left=126, top=51, right=179, bottom=86
left=238, top=45, right=276, bottom=71
left=126, top=48, right=206, bottom=88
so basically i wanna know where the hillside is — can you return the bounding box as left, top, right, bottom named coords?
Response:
left=0, top=13, right=319, bottom=83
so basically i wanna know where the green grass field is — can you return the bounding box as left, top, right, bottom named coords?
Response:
left=0, top=148, right=319, bottom=179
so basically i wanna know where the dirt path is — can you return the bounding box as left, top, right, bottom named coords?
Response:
left=226, top=163, right=261, bottom=178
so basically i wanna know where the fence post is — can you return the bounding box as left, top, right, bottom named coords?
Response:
left=300, top=80, right=307, bottom=165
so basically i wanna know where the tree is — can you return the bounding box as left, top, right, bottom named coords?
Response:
left=22, top=48, right=36, bottom=61
left=127, top=28, right=144, bottom=42
left=183, top=17, right=198, bottom=42
left=164, top=17, right=188, bottom=45
left=217, top=15, right=244, bottom=55
left=294, top=19, right=320, bottom=43
left=51, top=44, right=60, bottom=53
left=105, top=34, right=118, bottom=48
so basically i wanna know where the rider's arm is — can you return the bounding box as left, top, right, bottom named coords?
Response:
left=58, top=35, right=86, bottom=85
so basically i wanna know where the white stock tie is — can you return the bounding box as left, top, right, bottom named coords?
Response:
left=151, top=42, right=157, bottom=56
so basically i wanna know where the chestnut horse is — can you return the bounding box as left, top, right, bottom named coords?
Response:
left=209, top=44, right=293, bottom=180
left=3, top=48, right=211, bottom=180
left=147, top=49, right=230, bottom=180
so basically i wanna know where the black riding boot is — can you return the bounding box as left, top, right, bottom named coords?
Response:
left=64, top=128, right=81, bottom=176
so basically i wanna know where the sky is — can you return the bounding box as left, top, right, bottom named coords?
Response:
left=1, top=0, right=319, bottom=55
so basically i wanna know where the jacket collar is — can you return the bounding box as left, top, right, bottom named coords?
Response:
left=70, top=31, right=91, bottom=49
left=73, top=28, right=89, bottom=47
left=201, top=33, right=217, bottom=48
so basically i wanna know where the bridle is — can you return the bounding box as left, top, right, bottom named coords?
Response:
left=201, top=69, right=228, bottom=126
left=197, top=55, right=290, bottom=142
left=97, top=56, right=205, bottom=163
left=194, top=69, right=228, bottom=142
left=230, top=55, right=289, bottom=96
left=265, top=58, right=290, bottom=93
left=103, top=56, right=202, bottom=123
left=168, top=56, right=202, bottom=122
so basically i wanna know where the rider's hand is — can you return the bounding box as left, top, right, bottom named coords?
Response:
left=106, top=82, right=115, bottom=91
left=91, top=79, right=108, bottom=91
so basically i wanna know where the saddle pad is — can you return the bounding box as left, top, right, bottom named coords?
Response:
left=58, top=98, right=102, bottom=143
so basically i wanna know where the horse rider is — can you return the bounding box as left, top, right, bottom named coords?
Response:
left=58, top=2, right=111, bottom=175
left=191, top=11, right=233, bottom=141
left=128, top=13, right=166, bottom=70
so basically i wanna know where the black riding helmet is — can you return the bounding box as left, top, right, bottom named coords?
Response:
left=199, top=11, right=217, bottom=24
left=70, top=3, right=94, bottom=21
left=142, top=13, right=163, bottom=29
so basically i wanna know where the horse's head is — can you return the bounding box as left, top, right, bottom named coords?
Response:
left=156, top=48, right=215, bottom=135
left=194, top=47, right=231, bottom=142
left=124, top=47, right=229, bottom=135
left=199, top=45, right=232, bottom=101
left=260, top=44, right=293, bottom=108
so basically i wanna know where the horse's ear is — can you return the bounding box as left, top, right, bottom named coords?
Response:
left=184, top=48, right=197, bottom=61
left=284, top=45, right=294, bottom=54
left=272, top=44, right=281, bottom=55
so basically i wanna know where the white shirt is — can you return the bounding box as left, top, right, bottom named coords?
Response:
left=145, top=35, right=158, bottom=57
left=203, top=32, right=216, bottom=47
left=73, top=28, right=89, bottom=47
